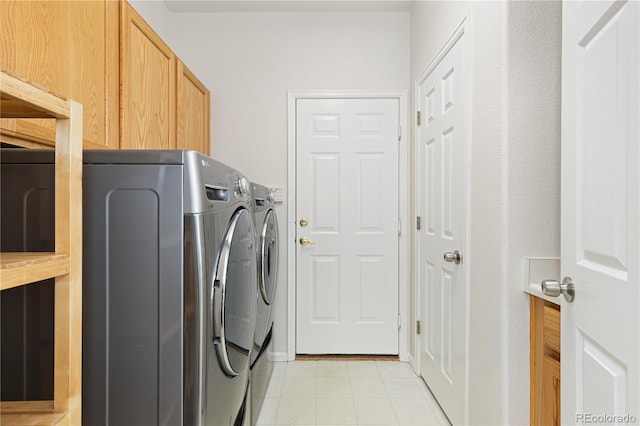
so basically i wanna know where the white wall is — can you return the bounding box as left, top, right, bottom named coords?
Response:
left=129, top=2, right=562, bottom=423
left=128, top=0, right=173, bottom=43
left=505, top=3, right=561, bottom=423
left=411, top=4, right=509, bottom=423
left=410, top=1, right=561, bottom=424
left=170, top=11, right=411, bottom=357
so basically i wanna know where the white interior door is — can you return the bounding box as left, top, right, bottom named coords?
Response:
left=561, top=1, right=639, bottom=423
left=295, top=98, right=400, bottom=355
left=417, top=27, right=467, bottom=426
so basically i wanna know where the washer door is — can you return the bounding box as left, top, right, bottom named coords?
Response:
left=212, top=208, right=257, bottom=377
left=258, top=209, right=279, bottom=305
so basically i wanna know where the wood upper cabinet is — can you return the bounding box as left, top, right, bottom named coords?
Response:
left=0, top=0, right=119, bottom=149
left=177, top=60, right=211, bottom=155
left=120, top=1, right=176, bottom=150
left=1, top=0, right=210, bottom=152
left=121, top=4, right=211, bottom=153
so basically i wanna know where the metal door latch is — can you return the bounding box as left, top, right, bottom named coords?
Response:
left=443, top=250, right=462, bottom=264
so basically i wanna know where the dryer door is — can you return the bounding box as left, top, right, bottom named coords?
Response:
left=212, top=208, right=257, bottom=377
left=259, top=209, right=279, bottom=305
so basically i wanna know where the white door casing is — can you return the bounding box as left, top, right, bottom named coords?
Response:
left=295, top=97, right=400, bottom=355
left=561, top=1, right=639, bottom=423
left=417, top=20, right=469, bottom=426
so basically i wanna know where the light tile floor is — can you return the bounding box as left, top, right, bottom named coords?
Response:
left=256, top=360, right=451, bottom=426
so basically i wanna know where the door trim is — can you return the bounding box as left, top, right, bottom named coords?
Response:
left=413, top=16, right=472, bottom=419
left=287, top=90, right=409, bottom=362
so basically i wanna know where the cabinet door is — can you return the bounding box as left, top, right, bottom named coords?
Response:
left=176, top=60, right=211, bottom=155
left=70, top=0, right=120, bottom=149
left=0, top=0, right=119, bottom=149
left=530, top=296, right=561, bottom=426
left=0, top=1, right=66, bottom=145
left=120, top=2, right=176, bottom=150
left=542, top=355, right=560, bottom=426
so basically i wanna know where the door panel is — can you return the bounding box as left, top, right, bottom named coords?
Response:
left=312, top=154, right=341, bottom=231
left=0, top=1, right=119, bottom=148
left=120, top=2, right=176, bottom=150
left=418, top=27, right=467, bottom=426
left=311, top=256, right=340, bottom=321
left=177, top=60, right=210, bottom=155
left=358, top=155, right=385, bottom=231
left=296, top=98, right=400, bottom=355
left=562, top=1, right=639, bottom=423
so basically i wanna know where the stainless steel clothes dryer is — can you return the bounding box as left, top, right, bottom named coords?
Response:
left=0, top=149, right=257, bottom=426
left=249, top=183, right=279, bottom=425
left=184, top=155, right=257, bottom=426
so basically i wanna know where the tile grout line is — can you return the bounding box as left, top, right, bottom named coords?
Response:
left=378, top=361, right=401, bottom=426
left=261, top=359, right=448, bottom=425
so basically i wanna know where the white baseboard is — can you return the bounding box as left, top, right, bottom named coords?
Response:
left=407, top=352, right=418, bottom=374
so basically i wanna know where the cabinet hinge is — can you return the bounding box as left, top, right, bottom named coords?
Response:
left=416, top=216, right=421, bottom=230
left=416, top=320, right=421, bottom=335
left=417, top=111, right=421, bottom=126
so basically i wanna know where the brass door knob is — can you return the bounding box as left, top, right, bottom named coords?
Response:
left=299, top=218, right=309, bottom=227
left=299, top=237, right=315, bottom=246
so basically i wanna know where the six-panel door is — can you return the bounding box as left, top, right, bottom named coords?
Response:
left=296, top=98, right=400, bottom=355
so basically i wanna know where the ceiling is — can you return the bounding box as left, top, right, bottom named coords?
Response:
left=164, top=0, right=413, bottom=13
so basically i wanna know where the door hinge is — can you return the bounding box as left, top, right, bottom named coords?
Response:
left=416, top=216, right=421, bottom=230
left=398, top=125, right=402, bottom=141
left=416, top=320, right=421, bottom=335
left=398, top=314, right=402, bottom=330
left=398, top=219, right=401, bottom=236
left=416, top=111, right=421, bottom=126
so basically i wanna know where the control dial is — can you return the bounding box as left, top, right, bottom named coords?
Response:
left=236, top=177, right=250, bottom=195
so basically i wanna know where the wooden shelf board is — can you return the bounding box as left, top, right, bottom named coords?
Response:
left=0, top=401, right=65, bottom=426
left=1, top=400, right=54, bottom=412
left=0, top=73, right=69, bottom=119
left=0, top=413, right=66, bottom=426
left=0, top=100, right=60, bottom=118
left=0, top=253, right=69, bottom=291
left=0, top=130, right=54, bottom=148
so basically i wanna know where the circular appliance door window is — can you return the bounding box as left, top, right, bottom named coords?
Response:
left=259, top=209, right=279, bottom=305
left=212, top=208, right=257, bottom=377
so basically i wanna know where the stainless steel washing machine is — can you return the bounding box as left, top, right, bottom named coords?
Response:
left=0, top=149, right=257, bottom=426
left=249, top=183, right=279, bottom=425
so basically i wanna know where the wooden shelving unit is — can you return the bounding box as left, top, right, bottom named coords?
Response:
left=0, top=71, right=83, bottom=425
